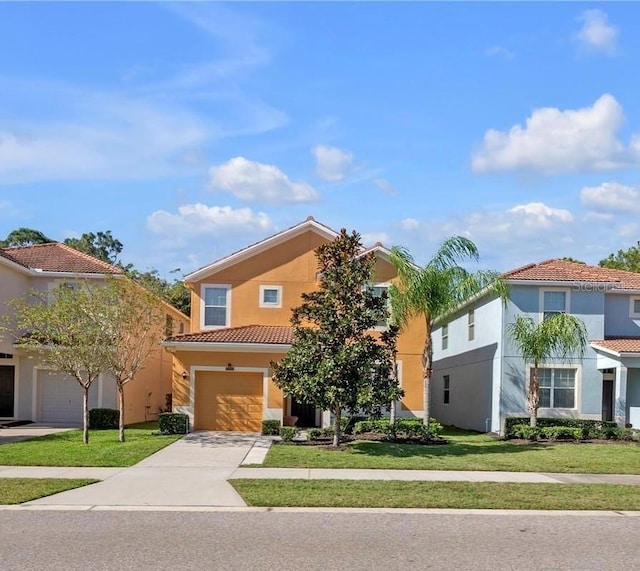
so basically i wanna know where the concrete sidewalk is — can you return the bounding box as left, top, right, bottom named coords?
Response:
left=21, top=432, right=270, bottom=508
left=0, top=425, right=76, bottom=445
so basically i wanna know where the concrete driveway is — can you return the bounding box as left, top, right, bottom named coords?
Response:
left=29, top=431, right=266, bottom=508
left=0, top=424, right=76, bottom=445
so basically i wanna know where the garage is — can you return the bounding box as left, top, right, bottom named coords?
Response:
left=194, top=371, right=263, bottom=431
left=39, top=371, right=99, bottom=424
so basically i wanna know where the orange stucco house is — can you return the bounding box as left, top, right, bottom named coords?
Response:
left=163, top=217, right=426, bottom=432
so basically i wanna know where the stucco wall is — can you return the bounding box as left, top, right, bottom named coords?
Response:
left=604, top=294, right=640, bottom=338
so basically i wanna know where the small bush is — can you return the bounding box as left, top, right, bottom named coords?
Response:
left=279, top=426, right=298, bottom=442
left=540, top=426, right=582, bottom=441
left=88, top=408, right=119, bottom=430
left=344, top=415, right=368, bottom=435
left=307, top=428, right=324, bottom=441
left=511, top=424, right=540, bottom=440
left=353, top=417, right=443, bottom=440
left=613, top=427, right=640, bottom=441
left=261, top=420, right=281, bottom=436
left=504, top=417, right=619, bottom=439
left=158, top=412, right=189, bottom=435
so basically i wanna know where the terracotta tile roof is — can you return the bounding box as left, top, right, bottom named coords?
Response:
left=0, top=243, right=123, bottom=275
left=590, top=338, right=640, bottom=354
left=503, top=259, right=640, bottom=290
left=166, top=325, right=293, bottom=345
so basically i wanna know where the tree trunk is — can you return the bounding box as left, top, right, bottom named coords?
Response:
left=389, top=361, right=398, bottom=425
left=118, top=385, right=125, bottom=443
left=422, top=318, right=432, bottom=427
left=333, top=409, right=341, bottom=447
left=82, top=386, right=89, bottom=445
left=528, top=365, right=540, bottom=428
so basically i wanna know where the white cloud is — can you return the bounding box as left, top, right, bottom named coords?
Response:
left=361, top=232, right=391, bottom=247
left=575, top=9, right=618, bottom=55
left=312, top=145, right=354, bottom=182
left=580, top=182, right=640, bottom=212
left=209, top=157, right=318, bottom=204
left=472, top=94, right=639, bottom=175
left=507, top=202, right=573, bottom=228
left=400, top=218, right=420, bottom=231
left=147, top=203, right=273, bottom=237
left=373, top=178, right=397, bottom=196
left=484, top=45, right=515, bottom=60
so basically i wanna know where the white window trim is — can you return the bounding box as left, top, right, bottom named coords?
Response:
left=200, top=284, right=231, bottom=329
left=259, top=285, right=283, bottom=309
left=526, top=363, right=581, bottom=412
left=441, top=323, right=449, bottom=350
left=630, top=296, right=640, bottom=319
left=539, top=287, right=570, bottom=321
left=368, top=282, right=392, bottom=331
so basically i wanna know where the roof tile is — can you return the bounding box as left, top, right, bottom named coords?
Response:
left=166, top=325, right=293, bottom=345
left=504, top=259, right=640, bottom=290
left=590, top=338, right=640, bottom=354
left=0, top=243, right=123, bottom=275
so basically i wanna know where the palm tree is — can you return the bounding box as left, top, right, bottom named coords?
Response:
left=389, top=237, right=508, bottom=427
left=508, top=313, right=588, bottom=427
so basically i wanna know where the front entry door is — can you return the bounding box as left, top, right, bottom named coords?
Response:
left=291, top=398, right=318, bottom=428
left=0, top=365, right=15, bottom=418
left=602, top=379, right=614, bottom=422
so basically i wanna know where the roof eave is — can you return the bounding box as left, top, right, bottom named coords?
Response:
left=162, top=341, right=291, bottom=353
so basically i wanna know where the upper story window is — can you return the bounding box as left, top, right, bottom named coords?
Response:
left=537, top=367, right=576, bottom=409
left=259, top=285, right=282, bottom=309
left=367, top=284, right=390, bottom=328
left=201, top=284, right=231, bottom=328
left=0, top=353, right=13, bottom=359
left=443, top=375, right=450, bottom=404
left=631, top=297, right=640, bottom=318
left=542, top=289, right=568, bottom=320
left=468, top=310, right=475, bottom=341
left=441, top=323, right=449, bottom=350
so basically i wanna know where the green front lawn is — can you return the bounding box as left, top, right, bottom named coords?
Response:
left=0, top=423, right=181, bottom=467
left=232, top=479, right=640, bottom=510
left=261, top=429, right=640, bottom=474
left=0, top=478, right=98, bottom=504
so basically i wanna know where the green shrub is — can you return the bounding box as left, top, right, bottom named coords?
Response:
left=279, top=426, right=298, bottom=442
left=612, top=427, right=640, bottom=441
left=88, top=408, right=119, bottom=430
left=540, top=426, right=582, bottom=441
left=344, top=415, right=368, bottom=435
left=511, top=424, right=540, bottom=440
left=307, top=428, right=324, bottom=441
left=353, top=417, right=443, bottom=440
left=504, top=417, right=618, bottom=439
left=261, top=420, right=281, bottom=436
left=158, top=412, right=189, bottom=435
left=353, top=419, right=389, bottom=435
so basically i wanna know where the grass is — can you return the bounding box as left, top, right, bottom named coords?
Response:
left=0, top=478, right=98, bottom=504
left=0, top=422, right=181, bottom=467
left=260, top=428, right=640, bottom=474
left=231, top=479, right=640, bottom=510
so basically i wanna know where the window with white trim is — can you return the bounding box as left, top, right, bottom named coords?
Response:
left=542, top=290, right=567, bottom=320
left=202, top=285, right=230, bottom=328
left=468, top=310, right=475, bottom=341
left=443, top=375, right=450, bottom=404
left=367, top=284, right=390, bottom=328
left=259, top=285, right=282, bottom=308
left=631, top=296, right=640, bottom=318
left=537, top=367, right=576, bottom=409
left=441, top=324, right=449, bottom=350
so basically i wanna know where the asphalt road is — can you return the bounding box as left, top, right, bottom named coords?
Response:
left=1, top=510, right=639, bottom=570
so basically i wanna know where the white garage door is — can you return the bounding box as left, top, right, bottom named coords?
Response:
left=39, top=372, right=99, bottom=424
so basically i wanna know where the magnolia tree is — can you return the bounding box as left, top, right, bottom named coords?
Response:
left=11, top=278, right=168, bottom=443
left=12, top=283, right=111, bottom=444
left=272, top=229, right=403, bottom=446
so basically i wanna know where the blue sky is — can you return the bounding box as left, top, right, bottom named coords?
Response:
left=1, top=2, right=639, bottom=277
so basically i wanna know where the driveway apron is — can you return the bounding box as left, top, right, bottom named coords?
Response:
left=28, top=432, right=259, bottom=507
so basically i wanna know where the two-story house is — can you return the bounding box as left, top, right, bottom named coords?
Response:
left=430, top=259, right=640, bottom=433
left=0, top=243, right=189, bottom=425
left=163, top=217, right=426, bottom=432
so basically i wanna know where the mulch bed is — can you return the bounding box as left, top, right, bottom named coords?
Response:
left=286, top=432, right=448, bottom=447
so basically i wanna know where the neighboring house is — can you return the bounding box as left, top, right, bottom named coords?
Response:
left=0, top=243, right=189, bottom=425
left=163, top=217, right=426, bottom=432
left=431, top=259, right=640, bottom=433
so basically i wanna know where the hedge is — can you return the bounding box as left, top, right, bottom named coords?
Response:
left=88, top=408, right=119, bottom=430
left=158, top=412, right=189, bottom=434
left=503, top=417, right=618, bottom=439
left=261, top=420, right=281, bottom=436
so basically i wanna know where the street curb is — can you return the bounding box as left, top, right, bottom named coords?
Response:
left=2, top=504, right=640, bottom=516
